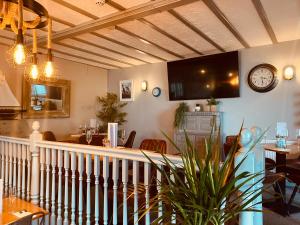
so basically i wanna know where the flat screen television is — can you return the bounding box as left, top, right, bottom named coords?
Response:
left=168, top=51, right=240, bottom=101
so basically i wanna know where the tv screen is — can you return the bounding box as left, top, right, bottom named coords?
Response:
left=168, top=51, right=240, bottom=101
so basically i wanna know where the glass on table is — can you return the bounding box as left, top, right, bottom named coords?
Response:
left=120, top=129, right=126, bottom=146
left=86, top=129, right=93, bottom=145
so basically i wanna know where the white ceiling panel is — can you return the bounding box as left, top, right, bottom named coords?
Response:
left=174, top=1, right=243, bottom=51
left=61, top=0, right=118, bottom=18
left=76, top=33, right=162, bottom=64
left=112, top=0, right=150, bottom=9
left=95, top=28, right=179, bottom=61
left=118, top=20, right=194, bottom=56
left=261, top=0, right=300, bottom=42
left=214, top=0, right=272, bottom=47
left=144, top=12, right=219, bottom=54
left=36, top=0, right=92, bottom=25
left=59, top=39, right=144, bottom=66
left=51, top=43, right=130, bottom=68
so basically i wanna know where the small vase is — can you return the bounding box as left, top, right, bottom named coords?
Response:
left=210, top=105, right=217, bottom=112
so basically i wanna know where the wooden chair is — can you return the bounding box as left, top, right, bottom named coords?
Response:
left=78, top=134, right=105, bottom=146
left=285, top=161, right=300, bottom=215
left=123, top=130, right=136, bottom=148
left=42, top=131, right=56, bottom=141
left=139, top=139, right=167, bottom=154
left=11, top=211, right=45, bottom=225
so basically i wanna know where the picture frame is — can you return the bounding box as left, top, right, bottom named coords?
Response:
left=120, top=80, right=134, bottom=101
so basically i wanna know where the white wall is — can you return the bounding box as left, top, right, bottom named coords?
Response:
left=108, top=40, right=300, bottom=149
left=0, top=44, right=108, bottom=139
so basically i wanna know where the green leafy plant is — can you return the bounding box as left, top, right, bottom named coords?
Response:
left=96, top=92, right=127, bottom=132
left=140, top=127, right=264, bottom=225
left=207, top=97, right=220, bottom=106
left=174, top=102, right=189, bottom=129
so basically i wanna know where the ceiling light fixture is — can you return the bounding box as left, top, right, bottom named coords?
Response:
left=24, top=29, right=40, bottom=80
left=96, top=0, right=106, bottom=6
left=42, top=18, right=58, bottom=82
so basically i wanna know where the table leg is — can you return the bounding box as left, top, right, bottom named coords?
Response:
left=276, top=153, right=286, bottom=201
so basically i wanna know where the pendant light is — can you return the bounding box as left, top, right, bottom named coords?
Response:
left=24, top=29, right=40, bottom=80
left=42, top=17, right=57, bottom=81
left=6, top=0, right=29, bottom=66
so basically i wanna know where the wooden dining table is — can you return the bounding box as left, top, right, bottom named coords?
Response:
left=264, top=144, right=300, bottom=214
left=0, top=198, right=48, bottom=225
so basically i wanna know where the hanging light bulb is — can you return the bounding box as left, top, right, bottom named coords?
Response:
left=6, top=0, right=29, bottom=66
left=24, top=29, right=40, bottom=81
left=42, top=17, right=57, bottom=81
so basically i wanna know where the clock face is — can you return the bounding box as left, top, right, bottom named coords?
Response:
left=248, top=64, right=278, bottom=93
left=152, top=87, right=161, bottom=97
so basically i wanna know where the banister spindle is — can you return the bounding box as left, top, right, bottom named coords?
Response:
left=78, top=153, right=84, bottom=225
left=63, top=151, right=69, bottom=225
left=103, top=156, right=109, bottom=225
left=157, top=166, right=163, bottom=220
left=17, top=144, right=22, bottom=198
left=122, top=159, right=128, bottom=225
left=40, top=147, right=45, bottom=208
left=4, top=142, right=9, bottom=195
left=12, top=143, right=17, bottom=191
left=51, top=149, right=57, bottom=225
left=170, top=173, right=176, bottom=224
left=57, top=150, right=63, bottom=225
left=133, top=161, right=139, bottom=225
left=86, top=154, right=92, bottom=225
left=26, top=145, right=31, bottom=201
left=144, top=162, right=151, bottom=225
left=94, top=155, right=100, bottom=225
left=112, top=158, right=119, bottom=225
left=45, top=147, right=51, bottom=225
left=21, top=145, right=27, bottom=199
left=0, top=141, right=5, bottom=182
left=71, top=152, right=77, bottom=225
left=8, top=142, right=13, bottom=191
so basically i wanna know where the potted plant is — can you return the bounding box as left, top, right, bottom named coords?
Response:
left=207, top=97, right=220, bottom=112
left=139, top=127, right=264, bottom=225
left=96, top=92, right=127, bottom=132
left=174, top=102, right=189, bottom=129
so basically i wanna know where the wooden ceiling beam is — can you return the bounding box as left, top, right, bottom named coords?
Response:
left=202, top=0, right=250, bottom=48
left=36, top=0, right=199, bottom=44
left=168, top=9, right=225, bottom=52
left=251, top=0, right=278, bottom=44
left=115, top=26, right=184, bottom=59
left=105, top=0, right=126, bottom=11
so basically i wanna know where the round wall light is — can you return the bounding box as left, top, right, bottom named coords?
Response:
left=283, top=65, right=296, bottom=80
left=141, top=80, right=148, bottom=91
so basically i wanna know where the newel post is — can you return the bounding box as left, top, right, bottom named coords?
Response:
left=30, top=121, right=42, bottom=205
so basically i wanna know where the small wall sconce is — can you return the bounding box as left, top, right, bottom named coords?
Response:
left=283, top=65, right=296, bottom=80
left=141, top=80, right=148, bottom=91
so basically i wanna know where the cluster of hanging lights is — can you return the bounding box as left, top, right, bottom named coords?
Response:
left=1, top=0, right=57, bottom=81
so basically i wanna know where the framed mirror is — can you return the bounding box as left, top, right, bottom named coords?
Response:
left=22, top=79, right=71, bottom=119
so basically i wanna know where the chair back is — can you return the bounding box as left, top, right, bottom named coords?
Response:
left=42, top=131, right=56, bottom=141
left=11, top=211, right=45, bottom=225
left=139, top=139, right=167, bottom=154
left=124, top=131, right=136, bottom=148
left=78, top=134, right=105, bottom=146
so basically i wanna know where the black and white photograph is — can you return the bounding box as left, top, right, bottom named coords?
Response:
left=120, top=80, right=134, bottom=101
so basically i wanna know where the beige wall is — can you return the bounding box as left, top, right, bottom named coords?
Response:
left=0, top=44, right=108, bottom=139
left=108, top=40, right=300, bottom=149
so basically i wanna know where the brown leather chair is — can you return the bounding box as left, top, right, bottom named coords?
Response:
left=139, top=139, right=167, bottom=154
left=123, top=130, right=136, bottom=148
left=78, top=134, right=105, bottom=146
left=42, top=131, right=56, bottom=141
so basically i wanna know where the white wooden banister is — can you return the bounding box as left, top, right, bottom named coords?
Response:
left=29, top=121, right=43, bottom=205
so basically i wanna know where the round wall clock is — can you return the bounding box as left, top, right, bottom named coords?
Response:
left=247, top=63, right=278, bottom=93
left=152, top=87, right=161, bottom=97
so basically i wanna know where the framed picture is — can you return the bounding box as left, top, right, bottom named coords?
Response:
left=120, top=80, right=134, bottom=101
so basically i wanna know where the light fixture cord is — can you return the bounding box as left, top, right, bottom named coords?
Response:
left=32, top=29, right=37, bottom=54
left=18, top=0, right=23, bottom=29
left=47, top=17, right=52, bottom=49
